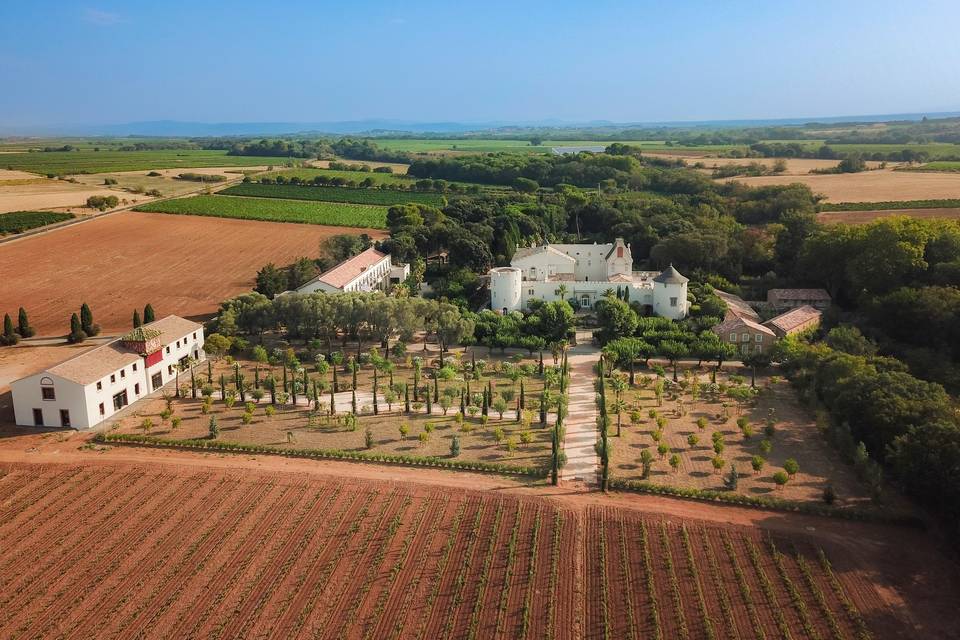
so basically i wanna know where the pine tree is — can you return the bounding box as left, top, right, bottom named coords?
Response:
left=143, top=303, right=155, bottom=323
left=17, top=307, right=34, bottom=338
left=132, top=310, right=142, bottom=328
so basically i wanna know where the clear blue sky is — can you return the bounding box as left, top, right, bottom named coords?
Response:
left=2, top=0, right=959, bottom=128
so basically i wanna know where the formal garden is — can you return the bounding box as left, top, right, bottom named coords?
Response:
left=598, top=359, right=874, bottom=506
left=108, top=341, right=569, bottom=476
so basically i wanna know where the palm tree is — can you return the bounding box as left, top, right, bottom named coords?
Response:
left=554, top=284, right=569, bottom=301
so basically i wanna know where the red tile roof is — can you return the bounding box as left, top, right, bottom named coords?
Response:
left=764, top=305, right=822, bottom=334
left=314, top=247, right=389, bottom=289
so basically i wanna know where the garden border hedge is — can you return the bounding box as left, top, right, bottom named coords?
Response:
left=95, top=432, right=548, bottom=478
left=607, top=477, right=923, bottom=527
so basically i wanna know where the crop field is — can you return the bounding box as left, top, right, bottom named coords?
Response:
left=0, top=211, right=385, bottom=335
left=0, top=460, right=900, bottom=639
left=721, top=168, right=960, bottom=202
left=220, top=182, right=445, bottom=206
left=1, top=150, right=292, bottom=175
left=818, top=208, right=960, bottom=225
left=261, top=167, right=415, bottom=186
left=0, top=210, right=73, bottom=235
left=135, top=194, right=388, bottom=228
left=902, top=161, right=960, bottom=172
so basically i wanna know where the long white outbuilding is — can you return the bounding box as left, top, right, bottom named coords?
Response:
left=10, top=315, right=205, bottom=430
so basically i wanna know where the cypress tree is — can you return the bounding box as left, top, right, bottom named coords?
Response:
left=254, top=366, right=260, bottom=389
left=404, top=383, right=410, bottom=413
left=460, top=389, right=466, bottom=415
left=373, top=368, right=379, bottom=415
left=519, top=379, right=526, bottom=409
left=238, top=373, right=246, bottom=402
left=17, top=307, right=34, bottom=338
left=282, top=363, right=288, bottom=392
left=303, top=369, right=309, bottom=396
left=67, top=313, right=85, bottom=344
left=329, top=380, right=335, bottom=415
left=540, top=389, right=547, bottom=426
left=207, top=359, right=213, bottom=383
left=551, top=425, right=560, bottom=486
left=1, top=314, right=18, bottom=346
left=80, top=302, right=98, bottom=336
left=219, top=374, right=226, bottom=402
left=332, top=364, right=338, bottom=391
left=291, top=372, right=297, bottom=405
left=482, top=388, right=489, bottom=417
left=190, top=366, right=197, bottom=399
left=269, top=377, right=276, bottom=405
left=426, top=388, right=432, bottom=414
left=132, top=310, right=142, bottom=328
left=234, top=362, right=241, bottom=388
left=433, top=376, right=439, bottom=403
left=312, top=380, right=319, bottom=409
left=352, top=360, right=358, bottom=390
left=143, top=303, right=155, bottom=324
left=538, top=351, right=544, bottom=375
left=351, top=388, right=357, bottom=415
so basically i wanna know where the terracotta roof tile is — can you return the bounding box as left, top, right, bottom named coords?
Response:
left=309, top=247, right=388, bottom=290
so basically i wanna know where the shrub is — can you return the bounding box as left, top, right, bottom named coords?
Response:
left=784, top=458, right=799, bottom=476
left=450, top=435, right=461, bottom=457
left=773, top=471, right=789, bottom=489
left=751, top=455, right=765, bottom=474
left=365, top=427, right=374, bottom=449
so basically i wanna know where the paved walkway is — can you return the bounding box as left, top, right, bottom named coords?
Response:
left=561, top=333, right=600, bottom=483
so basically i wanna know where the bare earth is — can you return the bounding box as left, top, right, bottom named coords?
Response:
left=721, top=169, right=960, bottom=202
left=818, top=207, right=960, bottom=224
left=0, top=180, right=152, bottom=214
left=0, top=433, right=956, bottom=638
left=0, top=211, right=385, bottom=336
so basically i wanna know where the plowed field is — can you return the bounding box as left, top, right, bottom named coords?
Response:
left=0, top=211, right=384, bottom=335
left=0, top=462, right=901, bottom=639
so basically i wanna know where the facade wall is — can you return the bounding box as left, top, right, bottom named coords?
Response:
left=652, top=281, right=689, bottom=321
left=298, top=256, right=393, bottom=294
left=11, top=326, right=205, bottom=430
left=714, top=320, right=776, bottom=356
left=550, top=244, right=613, bottom=282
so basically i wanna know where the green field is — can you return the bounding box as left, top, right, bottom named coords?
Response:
left=0, top=210, right=75, bottom=235
left=819, top=199, right=960, bottom=212
left=0, top=150, right=294, bottom=175
left=261, top=167, right=414, bottom=185
left=134, top=195, right=387, bottom=228
left=900, top=161, right=960, bottom=172
left=220, top=182, right=445, bottom=206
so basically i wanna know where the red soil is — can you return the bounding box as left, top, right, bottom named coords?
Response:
left=0, top=211, right=384, bottom=336
left=0, top=451, right=954, bottom=639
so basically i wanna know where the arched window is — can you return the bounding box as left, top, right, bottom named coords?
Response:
left=40, top=377, right=55, bottom=401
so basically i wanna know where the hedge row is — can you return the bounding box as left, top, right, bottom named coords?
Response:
left=607, top=478, right=923, bottom=527
left=96, top=433, right=548, bottom=478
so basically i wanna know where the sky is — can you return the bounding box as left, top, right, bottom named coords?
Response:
left=1, top=0, right=959, bottom=130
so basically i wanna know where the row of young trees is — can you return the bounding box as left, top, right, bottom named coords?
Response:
left=66, top=303, right=101, bottom=344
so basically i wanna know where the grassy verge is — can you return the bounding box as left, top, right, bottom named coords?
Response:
left=96, top=432, right=548, bottom=477
left=134, top=194, right=387, bottom=228
left=220, top=182, right=445, bottom=206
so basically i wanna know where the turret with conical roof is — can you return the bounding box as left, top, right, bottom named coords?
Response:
left=652, top=264, right=689, bottom=320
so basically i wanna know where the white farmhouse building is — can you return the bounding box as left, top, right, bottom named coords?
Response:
left=10, top=315, right=204, bottom=430
left=295, top=247, right=409, bottom=294
left=489, top=238, right=689, bottom=319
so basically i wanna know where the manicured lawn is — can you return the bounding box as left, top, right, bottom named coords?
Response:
left=134, top=194, right=388, bottom=228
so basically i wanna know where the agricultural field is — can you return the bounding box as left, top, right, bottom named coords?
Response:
left=0, top=459, right=914, bottom=639
left=1, top=150, right=292, bottom=175
left=901, top=161, right=960, bottom=172
left=0, top=176, right=151, bottom=214
left=0, top=210, right=73, bottom=235
left=818, top=208, right=960, bottom=225
left=720, top=168, right=960, bottom=202
left=260, top=167, right=414, bottom=186
left=606, top=367, right=872, bottom=506
left=220, top=183, right=446, bottom=206
left=135, top=194, right=388, bottom=228
left=111, top=350, right=557, bottom=473
left=0, top=211, right=385, bottom=335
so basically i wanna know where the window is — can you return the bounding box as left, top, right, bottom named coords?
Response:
left=730, top=333, right=738, bottom=342
left=120, top=369, right=125, bottom=379
left=167, top=365, right=173, bottom=375
left=134, top=383, right=140, bottom=395
left=132, top=363, right=137, bottom=372
left=41, top=386, right=56, bottom=401
left=670, top=297, right=677, bottom=307
left=96, top=381, right=102, bottom=391
left=755, top=344, right=763, bottom=353
left=741, top=333, right=750, bottom=342
left=617, top=246, right=624, bottom=258
left=110, top=374, right=116, bottom=383
left=529, top=289, right=534, bottom=295
left=112, top=390, right=128, bottom=411
left=60, top=409, right=71, bottom=427
left=755, top=334, right=762, bottom=343
left=176, top=340, right=180, bottom=348
left=165, top=346, right=170, bottom=354
left=99, top=403, right=105, bottom=416
left=192, top=332, right=197, bottom=339
left=32, top=408, right=43, bottom=426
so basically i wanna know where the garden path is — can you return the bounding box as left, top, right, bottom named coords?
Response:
left=561, top=334, right=600, bottom=483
